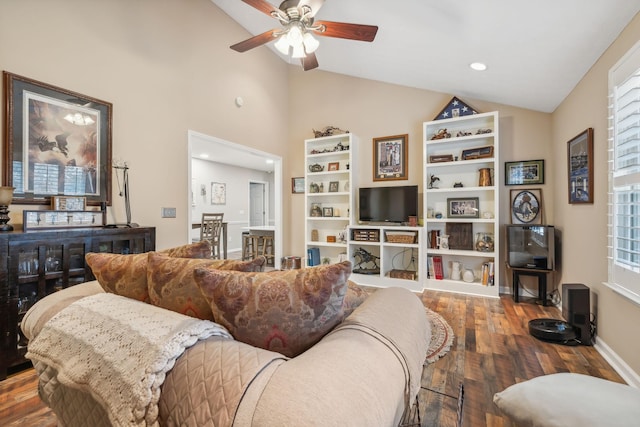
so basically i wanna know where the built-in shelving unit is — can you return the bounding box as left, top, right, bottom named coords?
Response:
left=423, top=111, right=500, bottom=298
left=347, top=225, right=423, bottom=291
left=304, top=133, right=356, bottom=266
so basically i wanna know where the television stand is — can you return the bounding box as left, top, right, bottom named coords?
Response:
left=510, top=267, right=553, bottom=306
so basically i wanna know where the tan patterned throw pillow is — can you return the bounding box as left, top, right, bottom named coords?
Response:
left=193, top=261, right=352, bottom=357
left=86, top=241, right=212, bottom=302
left=147, top=252, right=266, bottom=320
left=342, top=280, right=369, bottom=318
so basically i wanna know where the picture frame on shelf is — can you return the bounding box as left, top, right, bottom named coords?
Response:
left=3, top=71, right=112, bottom=206
left=328, top=162, right=340, bottom=171
left=292, top=177, right=305, bottom=194
left=322, top=207, right=334, bottom=217
left=505, top=159, right=545, bottom=185
left=310, top=203, right=322, bottom=217
left=510, top=188, right=543, bottom=224
left=447, top=197, right=480, bottom=218
left=567, top=128, right=594, bottom=204
left=461, top=145, right=493, bottom=160
left=211, top=182, right=226, bottom=205
left=51, top=196, right=86, bottom=211
left=329, top=181, right=339, bottom=192
left=373, top=134, right=408, bottom=181
left=429, top=154, right=454, bottom=163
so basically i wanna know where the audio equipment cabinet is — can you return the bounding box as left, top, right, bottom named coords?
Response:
left=0, top=226, right=156, bottom=379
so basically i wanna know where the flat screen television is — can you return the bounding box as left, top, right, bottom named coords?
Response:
left=358, top=185, right=418, bottom=224
left=507, top=225, right=556, bottom=270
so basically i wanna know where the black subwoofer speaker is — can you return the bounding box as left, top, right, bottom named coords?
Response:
left=562, top=283, right=592, bottom=345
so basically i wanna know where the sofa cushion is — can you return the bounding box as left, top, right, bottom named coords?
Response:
left=85, top=241, right=212, bottom=302
left=194, top=261, right=352, bottom=357
left=147, top=252, right=266, bottom=320
left=493, top=373, right=640, bottom=427
left=342, top=280, right=369, bottom=318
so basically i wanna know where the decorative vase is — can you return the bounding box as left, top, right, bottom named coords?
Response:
left=451, top=261, right=462, bottom=281
left=463, top=269, right=475, bottom=283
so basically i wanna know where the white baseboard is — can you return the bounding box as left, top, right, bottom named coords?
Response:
left=594, top=338, right=640, bottom=388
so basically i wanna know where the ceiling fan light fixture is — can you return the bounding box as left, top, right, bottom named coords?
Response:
left=274, top=35, right=290, bottom=55
left=303, top=32, right=319, bottom=54
left=291, top=42, right=306, bottom=59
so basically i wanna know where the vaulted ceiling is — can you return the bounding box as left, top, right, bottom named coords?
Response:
left=213, top=0, right=640, bottom=113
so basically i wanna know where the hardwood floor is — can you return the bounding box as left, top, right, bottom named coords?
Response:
left=418, top=291, right=624, bottom=427
left=0, top=291, right=624, bottom=427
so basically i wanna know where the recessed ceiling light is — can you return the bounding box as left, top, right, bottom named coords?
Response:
left=470, top=62, right=487, bottom=71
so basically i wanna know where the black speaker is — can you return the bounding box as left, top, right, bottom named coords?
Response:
left=562, top=284, right=592, bottom=345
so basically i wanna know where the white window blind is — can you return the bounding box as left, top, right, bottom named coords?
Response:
left=607, top=40, right=640, bottom=305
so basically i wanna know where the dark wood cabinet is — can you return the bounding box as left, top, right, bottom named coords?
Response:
left=0, top=226, right=155, bottom=380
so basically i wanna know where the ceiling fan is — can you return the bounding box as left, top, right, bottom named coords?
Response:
left=230, top=0, right=378, bottom=71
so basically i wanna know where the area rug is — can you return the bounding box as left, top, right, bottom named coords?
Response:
left=424, top=307, right=454, bottom=364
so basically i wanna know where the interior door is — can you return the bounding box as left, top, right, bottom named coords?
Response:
left=249, top=182, right=266, bottom=226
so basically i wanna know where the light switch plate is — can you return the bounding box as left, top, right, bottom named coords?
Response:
left=161, top=207, right=176, bottom=218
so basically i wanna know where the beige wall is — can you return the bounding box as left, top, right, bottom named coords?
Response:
left=1, top=0, right=638, bottom=381
left=552, top=13, right=640, bottom=381
left=0, top=0, right=290, bottom=250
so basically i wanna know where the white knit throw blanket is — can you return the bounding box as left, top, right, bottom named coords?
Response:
left=26, top=293, right=233, bottom=427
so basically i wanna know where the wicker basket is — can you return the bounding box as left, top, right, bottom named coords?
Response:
left=385, top=232, right=416, bottom=244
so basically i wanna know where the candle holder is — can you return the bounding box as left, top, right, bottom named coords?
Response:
left=0, top=186, right=15, bottom=232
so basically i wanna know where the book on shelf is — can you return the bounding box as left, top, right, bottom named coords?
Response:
left=307, top=247, right=320, bottom=266
left=431, top=255, right=444, bottom=280
left=427, top=256, right=435, bottom=279
left=481, top=261, right=495, bottom=286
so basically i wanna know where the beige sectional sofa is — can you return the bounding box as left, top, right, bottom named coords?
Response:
left=23, top=278, right=430, bottom=426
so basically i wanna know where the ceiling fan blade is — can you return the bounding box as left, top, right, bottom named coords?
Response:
left=313, top=20, right=378, bottom=42
left=230, top=30, right=277, bottom=52
left=301, top=52, right=319, bottom=71
left=240, top=0, right=279, bottom=17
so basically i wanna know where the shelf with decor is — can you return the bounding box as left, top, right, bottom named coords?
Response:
left=423, top=111, right=500, bottom=298
left=347, top=225, right=423, bottom=292
left=304, top=133, right=356, bottom=266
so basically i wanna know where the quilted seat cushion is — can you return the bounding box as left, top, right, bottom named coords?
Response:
left=86, top=241, right=212, bottom=302
left=194, top=261, right=352, bottom=357
left=147, top=252, right=266, bottom=321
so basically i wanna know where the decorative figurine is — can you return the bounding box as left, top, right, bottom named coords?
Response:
left=429, top=174, right=440, bottom=189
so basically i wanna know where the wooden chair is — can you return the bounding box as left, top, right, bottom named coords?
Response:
left=200, top=213, right=224, bottom=259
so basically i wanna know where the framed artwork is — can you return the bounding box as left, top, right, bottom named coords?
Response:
left=328, top=162, right=340, bottom=171
left=322, top=207, right=334, bottom=217
left=373, top=134, right=408, bottom=181
left=510, top=189, right=543, bottom=224
left=23, top=210, right=102, bottom=231
left=292, top=177, right=305, bottom=194
left=567, top=128, right=594, bottom=203
left=3, top=71, right=112, bottom=206
left=505, top=159, right=545, bottom=185
left=211, top=182, right=226, bottom=205
left=447, top=197, right=479, bottom=218
left=329, top=181, right=339, bottom=192
left=461, top=145, right=493, bottom=160
left=51, top=196, right=86, bottom=211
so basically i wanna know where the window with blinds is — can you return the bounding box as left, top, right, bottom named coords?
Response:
left=607, top=40, right=640, bottom=305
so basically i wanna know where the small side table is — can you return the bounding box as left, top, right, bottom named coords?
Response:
left=511, top=268, right=553, bottom=306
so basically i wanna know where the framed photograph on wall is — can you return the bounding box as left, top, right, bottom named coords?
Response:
left=373, top=134, right=408, bottom=181
left=447, top=197, right=479, bottom=218
left=510, top=189, right=543, bottom=224
left=211, top=182, right=226, bottom=205
left=3, top=71, right=112, bottom=206
left=567, top=128, right=594, bottom=203
left=292, top=177, right=305, bottom=194
left=505, top=159, right=545, bottom=185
